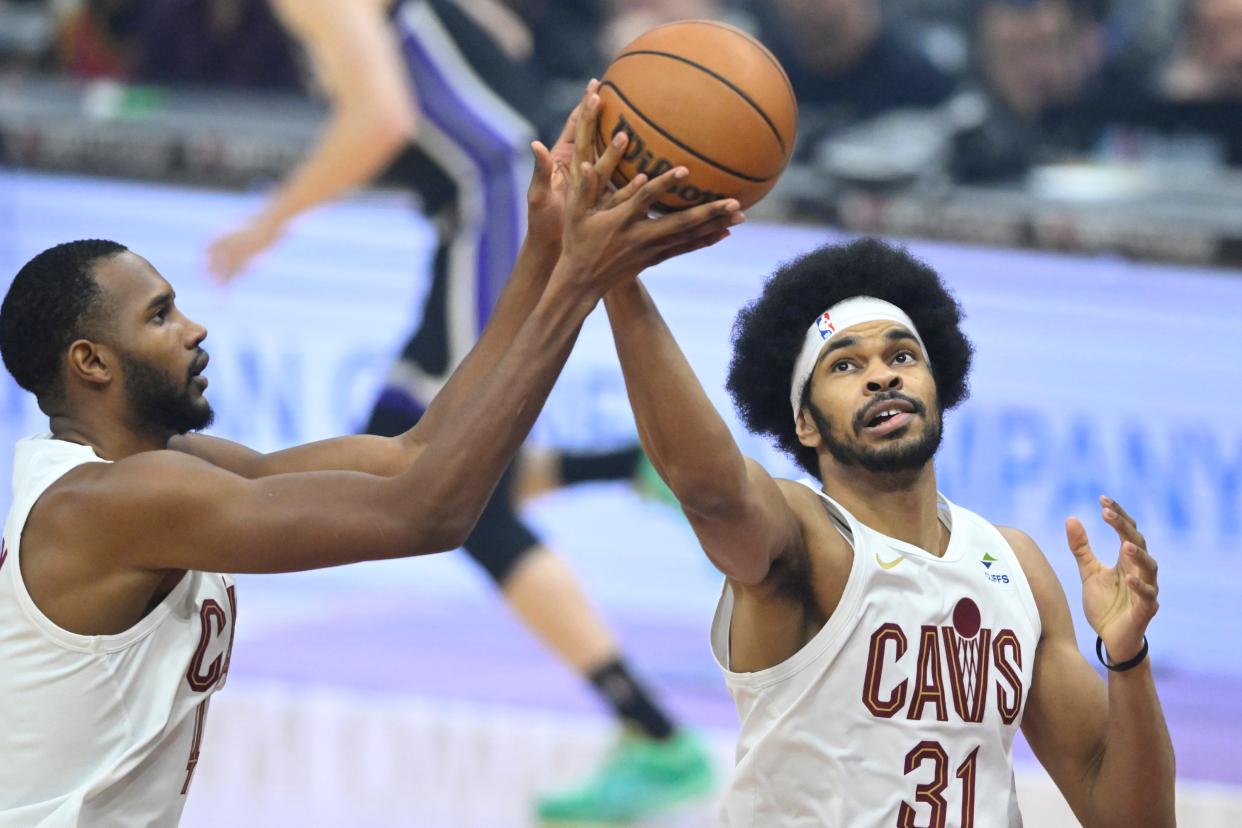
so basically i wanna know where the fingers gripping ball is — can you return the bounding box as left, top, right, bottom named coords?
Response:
left=596, top=20, right=798, bottom=211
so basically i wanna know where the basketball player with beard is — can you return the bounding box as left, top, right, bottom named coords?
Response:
left=602, top=238, right=1175, bottom=826
left=0, top=95, right=740, bottom=826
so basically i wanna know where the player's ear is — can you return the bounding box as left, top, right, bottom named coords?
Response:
left=795, top=407, right=821, bottom=449
left=67, top=339, right=115, bottom=389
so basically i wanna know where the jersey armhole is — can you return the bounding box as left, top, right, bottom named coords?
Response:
left=5, top=486, right=194, bottom=655
left=711, top=480, right=868, bottom=688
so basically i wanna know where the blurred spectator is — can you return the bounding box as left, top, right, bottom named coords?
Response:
left=952, top=0, right=1108, bottom=180
left=55, top=0, right=144, bottom=79
left=976, top=0, right=1105, bottom=120
left=510, top=0, right=606, bottom=84
left=133, top=0, right=301, bottom=91
left=753, top=0, right=959, bottom=156
left=599, top=0, right=728, bottom=58
left=1164, top=0, right=1242, bottom=100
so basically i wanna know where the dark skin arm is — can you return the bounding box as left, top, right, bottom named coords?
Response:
left=24, top=96, right=742, bottom=637
left=603, top=280, right=803, bottom=586
left=172, top=88, right=597, bottom=479
left=28, top=270, right=597, bottom=635
left=603, top=280, right=855, bottom=672
left=1002, top=498, right=1174, bottom=828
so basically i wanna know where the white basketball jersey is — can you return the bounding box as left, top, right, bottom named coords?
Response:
left=0, top=435, right=237, bottom=827
left=712, top=480, right=1041, bottom=827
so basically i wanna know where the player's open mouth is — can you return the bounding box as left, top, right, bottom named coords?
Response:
left=861, top=399, right=916, bottom=436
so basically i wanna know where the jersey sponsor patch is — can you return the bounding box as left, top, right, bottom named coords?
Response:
left=980, top=552, right=1011, bottom=585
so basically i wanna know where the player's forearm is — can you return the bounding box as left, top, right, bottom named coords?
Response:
left=1086, top=662, right=1176, bottom=827
left=408, top=237, right=559, bottom=447
left=603, top=280, right=751, bottom=516
left=256, top=103, right=413, bottom=234
left=388, top=266, right=596, bottom=548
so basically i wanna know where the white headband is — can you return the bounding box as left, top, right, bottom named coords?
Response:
left=789, top=296, right=930, bottom=422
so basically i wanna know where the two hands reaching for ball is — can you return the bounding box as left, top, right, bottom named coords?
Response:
left=534, top=80, right=745, bottom=299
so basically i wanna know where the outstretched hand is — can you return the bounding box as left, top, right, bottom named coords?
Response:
left=1066, top=496, right=1160, bottom=664
left=549, top=85, right=745, bottom=296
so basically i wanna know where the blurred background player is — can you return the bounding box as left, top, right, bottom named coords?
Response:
left=204, top=0, right=712, bottom=820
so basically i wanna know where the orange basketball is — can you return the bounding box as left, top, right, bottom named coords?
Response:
left=596, top=20, right=798, bottom=211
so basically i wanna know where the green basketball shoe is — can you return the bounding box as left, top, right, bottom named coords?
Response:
left=537, top=729, right=715, bottom=823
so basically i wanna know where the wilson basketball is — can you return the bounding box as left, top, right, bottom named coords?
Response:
left=596, top=20, right=798, bottom=211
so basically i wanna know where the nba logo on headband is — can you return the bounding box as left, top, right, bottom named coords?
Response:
left=816, top=312, right=835, bottom=340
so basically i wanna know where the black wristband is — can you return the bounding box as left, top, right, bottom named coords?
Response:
left=1096, top=635, right=1149, bottom=672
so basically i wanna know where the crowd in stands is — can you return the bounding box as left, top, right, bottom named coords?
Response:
left=1, top=0, right=1239, bottom=186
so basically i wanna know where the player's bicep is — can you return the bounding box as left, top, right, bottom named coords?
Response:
left=171, top=433, right=422, bottom=478
left=169, top=433, right=264, bottom=477
left=1003, top=527, right=1109, bottom=819
left=683, top=459, right=805, bottom=586
left=94, top=452, right=412, bottom=574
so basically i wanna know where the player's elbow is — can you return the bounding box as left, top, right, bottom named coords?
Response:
left=672, top=467, right=750, bottom=523
left=371, top=99, right=416, bottom=152
left=397, top=501, right=473, bottom=557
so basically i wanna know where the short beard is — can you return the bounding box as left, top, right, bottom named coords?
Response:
left=808, top=397, right=942, bottom=475
left=121, top=353, right=214, bottom=436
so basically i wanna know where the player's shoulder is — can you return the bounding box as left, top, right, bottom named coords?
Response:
left=993, top=524, right=1039, bottom=554
left=775, top=477, right=829, bottom=527
left=773, top=476, right=822, bottom=510
left=773, top=476, right=853, bottom=558
left=993, top=524, right=1050, bottom=573
left=992, top=524, right=1064, bottom=607
left=44, top=449, right=221, bottom=516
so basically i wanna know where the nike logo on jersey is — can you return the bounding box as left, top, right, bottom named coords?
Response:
left=875, top=552, right=904, bottom=570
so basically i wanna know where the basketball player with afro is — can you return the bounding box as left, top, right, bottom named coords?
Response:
left=602, top=237, right=1175, bottom=825
left=0, top=89, right=741, bottom=825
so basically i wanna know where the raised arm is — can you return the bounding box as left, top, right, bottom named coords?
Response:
left=86, top=109, right=740, bottom=578
left=177, top=90, right=597, bottom=478
left=1002, top=500, right=1174, bottom=828
left=603, top=279, right=803, bottom=586
left=76, top=262, right=601, bottom=575
left=207, top=0, right=416, bottom=281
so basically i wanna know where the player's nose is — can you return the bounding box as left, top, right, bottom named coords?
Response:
left=865, top=371, right=901, bottom=394
left=186, top=317, right=208, bottom=348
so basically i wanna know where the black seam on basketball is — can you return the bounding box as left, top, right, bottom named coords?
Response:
left=599, top=80, right=771, bottom=183
left=637, top=20, right=797, bottom=105
left=611, top=50, right=788, bottom=157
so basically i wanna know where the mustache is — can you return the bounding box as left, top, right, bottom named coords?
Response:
left=853, top=391, right=926, bottom=433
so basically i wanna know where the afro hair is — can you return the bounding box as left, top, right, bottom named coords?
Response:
left=726, top=237, right=974, bottom=478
